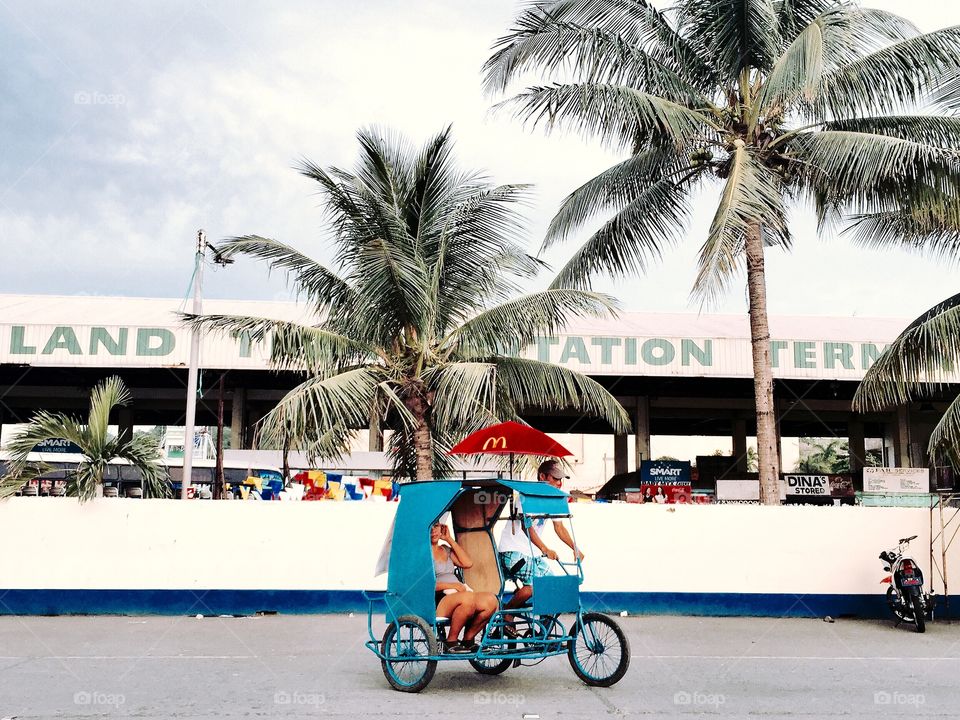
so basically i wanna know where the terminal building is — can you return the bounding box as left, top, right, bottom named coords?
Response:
left=0, top=294, right=952, bottom=490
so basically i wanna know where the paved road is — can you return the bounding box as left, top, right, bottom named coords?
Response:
left=1, top=614, right=959, bottom=718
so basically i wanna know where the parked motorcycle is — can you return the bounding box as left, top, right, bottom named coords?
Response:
left=879, top=535, right=933, bottom=632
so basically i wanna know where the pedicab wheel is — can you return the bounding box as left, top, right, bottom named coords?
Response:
left=380, top=615, right=438, bottom=692
left=469, top=656, right=513, bottom=675
left=568, top=613, right=630, bottom=687
left=911, top=595, right=926, bottom=633
left=468, top=629, right=512, bottom=675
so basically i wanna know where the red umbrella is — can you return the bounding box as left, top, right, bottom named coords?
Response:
left=448, top=421, right=572, bottom=478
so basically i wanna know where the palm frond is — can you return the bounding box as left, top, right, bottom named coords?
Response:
left=86, top=376, right=129, bottom=456
left=675, top=0, right=779, bottom=81
left=445, top=288, right=618, bottom=358
left=483, top=13, right=711, bottom=106
left=549, top=173, right=698, bottom=290
left=815, top=26, right=960, bottom=117
left=494, top=83, right=717, bottom=151
left=483, top=0, right=717, bottom=95
left=845, top=196, right=960, bottom=261
left=3, top=411, right=88, bottom=479
left=425, top=362, right=498, bottom=431
left=693, top=142, right=789, bottom=306
left=114, top=434, right=172, bottom=499
left=181, top=313, right=374, bottom=373
left=929, top=394, right=960, bottom=457
left=490, top=356, right=631, bottom=433
left=257, top=367, right=384, bottom=450
left=854, top=293, right=960, bottom=411
left=215, top=235, right=355, bottom=314
left=787, top=130, right=960, bottom=218
left=0, top=462, right=53, bottom=499
left=544, top=144, right=687, bottom=247
left=759, top=9, right=837, bottom=109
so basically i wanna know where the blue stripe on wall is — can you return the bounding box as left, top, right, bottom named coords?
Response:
left=0, top=589, right=954, bottom=619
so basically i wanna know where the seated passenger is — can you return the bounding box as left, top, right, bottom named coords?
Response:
left=498, top=460, right=584, bottom=618
left=431, top=521, right=499, bottom=653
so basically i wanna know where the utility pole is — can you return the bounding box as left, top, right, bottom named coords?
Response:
left=181, top=229, right=205, bottom=500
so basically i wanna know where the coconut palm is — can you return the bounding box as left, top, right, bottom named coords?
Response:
left=484, top=1, right=960, bottom=503
left=187, top=126, right=630, bottom=481
left=855, top=290, right=960, bottom=465
left=0, top=376, right=171, bottom=501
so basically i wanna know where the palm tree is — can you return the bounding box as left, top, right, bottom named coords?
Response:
left=795, top=437, right=848, bottom=473
left=484, top=1, right=960, bottom=503
left=188, top=126, right=630, bottom=481
left=1, top=376, right=171, bottom=501
left=855, top=290, right=960, bottom=466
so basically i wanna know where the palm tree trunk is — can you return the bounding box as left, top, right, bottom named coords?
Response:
left=404, top=382, right=434, bottom=481
left=744, top=220, right=781, bottom=505
left=413, top=416, right=433, bottom=482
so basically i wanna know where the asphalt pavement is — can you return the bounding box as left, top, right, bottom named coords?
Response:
left=1, top=613, right=959, bottom=718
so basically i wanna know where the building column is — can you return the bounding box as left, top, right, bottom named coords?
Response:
left=117, top=406, right=134, bottom=445
left=614, top=433, right=629, bottom=475
left=848, top=419, right=866, bottom=474
left=230, top=388, right=247, bottom=449
left=893, top=405, right=911, bottom=468
left=634, top=396, right=650, bottom=468
left=733, top=417, right=748, bottom=472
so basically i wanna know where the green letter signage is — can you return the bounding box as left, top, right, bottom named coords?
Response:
left=89, top=327, right=128, bottom=356
left=136, top=328, right=175, bottom=356
left=10, top=326, right=36, bottom=354
left=42, top=327, right=82, bottom=355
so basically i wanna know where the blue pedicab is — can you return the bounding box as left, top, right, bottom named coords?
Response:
left=364, top=479, right=630, bottom=692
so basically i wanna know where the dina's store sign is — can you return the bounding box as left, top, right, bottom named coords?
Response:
left=783, top=474, right=830, bottom=496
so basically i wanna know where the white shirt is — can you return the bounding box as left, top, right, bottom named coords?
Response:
left=498, top=510, right=547, bottom=556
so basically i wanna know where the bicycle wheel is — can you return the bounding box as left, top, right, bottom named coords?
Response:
left=469, top=627, right=513, bottom=675
left=568, top=613, right=630, bottom=687
left=380, top=615, right=438, bottom=692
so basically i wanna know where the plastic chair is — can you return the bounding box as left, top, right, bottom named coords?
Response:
left=358, top=477, right=375, bottom=498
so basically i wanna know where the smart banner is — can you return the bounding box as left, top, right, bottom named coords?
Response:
left=640, top=460, right=692, bottom=503
left=863, top=467, right=930, bottom=495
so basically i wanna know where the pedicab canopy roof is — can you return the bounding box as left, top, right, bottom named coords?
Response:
left=377, top=479, right=571, bottom=624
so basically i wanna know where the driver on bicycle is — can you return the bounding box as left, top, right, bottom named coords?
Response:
left=498, top=459, right=584, bottom=618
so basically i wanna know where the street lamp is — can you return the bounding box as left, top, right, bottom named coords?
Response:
left=181, top=230, right=233, bottom=500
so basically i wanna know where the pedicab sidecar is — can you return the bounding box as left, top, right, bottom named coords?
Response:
left=364, top=479, right=630, bottom=692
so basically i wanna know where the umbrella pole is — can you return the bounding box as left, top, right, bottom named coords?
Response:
left=509, top=453, right=514, bottom=480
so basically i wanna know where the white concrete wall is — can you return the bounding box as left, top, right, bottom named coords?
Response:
left=0, top=499, right=946, bottom=598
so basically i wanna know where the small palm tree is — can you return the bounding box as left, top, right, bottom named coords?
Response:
left=1, top=376, right=172, bottom=501
left=485, top=0, right=960, bottom=503
left=795, top=438, right=848, bottom=474
left=189, top=126, right=630, bottom=481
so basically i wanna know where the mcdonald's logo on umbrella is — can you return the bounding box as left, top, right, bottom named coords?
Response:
left=482, top=436, right=508, bottom=451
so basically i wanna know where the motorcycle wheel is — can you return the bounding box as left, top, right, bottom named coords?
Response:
left=911, top=595, right=926, bottom=633
left=886, top=587, right=910, bottom=623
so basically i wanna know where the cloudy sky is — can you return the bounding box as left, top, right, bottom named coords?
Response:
left=1, top=0, right=957, bottom=321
